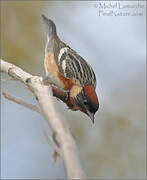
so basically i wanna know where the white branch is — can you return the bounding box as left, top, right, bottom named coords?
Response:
left=2, top=91, right=42, bottom=114
left=0, top=59, right=86, bottom=179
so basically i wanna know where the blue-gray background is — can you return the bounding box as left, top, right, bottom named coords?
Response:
left=1, top=1, right=146, bottom=179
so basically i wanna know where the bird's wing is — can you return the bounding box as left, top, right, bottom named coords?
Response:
left=54, top=43, right=97, bottom=88
left=41, top=15, right=96, bottom=88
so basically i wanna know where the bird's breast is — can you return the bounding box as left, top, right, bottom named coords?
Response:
left=44, top=52, right=64, bottom=88
left=44, top=52, right=75, bottom=90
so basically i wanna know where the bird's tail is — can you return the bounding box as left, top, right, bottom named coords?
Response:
left=42, top=14, right=57, bottom=40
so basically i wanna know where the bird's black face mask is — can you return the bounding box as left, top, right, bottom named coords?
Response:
left=75, top=90, right=99, bottom=123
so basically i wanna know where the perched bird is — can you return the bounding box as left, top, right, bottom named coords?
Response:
left=42, top=14, right=99, bottom=123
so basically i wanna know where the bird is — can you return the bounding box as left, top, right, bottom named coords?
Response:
left=42, top=14, right=99, bottom=123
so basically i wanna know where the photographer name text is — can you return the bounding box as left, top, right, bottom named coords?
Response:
left=94, top=2, right=145, bottom=17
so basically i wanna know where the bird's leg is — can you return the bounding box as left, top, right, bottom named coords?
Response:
left=52, top=86, right=73, bottom=109
left=42, top=77, right=73, bottom=109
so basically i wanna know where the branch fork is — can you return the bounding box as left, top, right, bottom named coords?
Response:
left=1, top=59, right=86, bottom=179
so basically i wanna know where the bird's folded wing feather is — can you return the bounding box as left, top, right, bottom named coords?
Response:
left=54, top=42, right=96, bottom=88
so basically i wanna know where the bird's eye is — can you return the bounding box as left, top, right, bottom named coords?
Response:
left=83, top=100, right=88, bottom=106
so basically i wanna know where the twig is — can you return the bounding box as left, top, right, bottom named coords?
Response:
left=3, top=91, right=41, bottom=114
left=3, top=91, right=61, bottom=164
left=0, top=59, right=86, bottom=179
left=43, top=129, right=61, bottom=162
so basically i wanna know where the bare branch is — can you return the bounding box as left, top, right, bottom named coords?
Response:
left=3, top=91, right=41, bottom=114
left=1, top=59, right=86, bottom=179
left=1, top=59, right=73, bottom=109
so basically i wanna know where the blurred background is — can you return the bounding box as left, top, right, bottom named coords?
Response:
left=1, top=1, right=146, bottom=179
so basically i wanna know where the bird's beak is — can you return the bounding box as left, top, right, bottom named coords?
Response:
left=86, top=110, right=95, bottom=124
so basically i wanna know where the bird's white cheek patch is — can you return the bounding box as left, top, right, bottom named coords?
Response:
left=70, top=85, right=83, bottom=98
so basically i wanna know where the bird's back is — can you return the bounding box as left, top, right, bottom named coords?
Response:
left=54, top=43, right=97, bottom=88
left=42, top=14, right=96, bottom=90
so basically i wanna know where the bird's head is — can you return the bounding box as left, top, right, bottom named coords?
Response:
left=70, top=85, right=99, bottom=123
